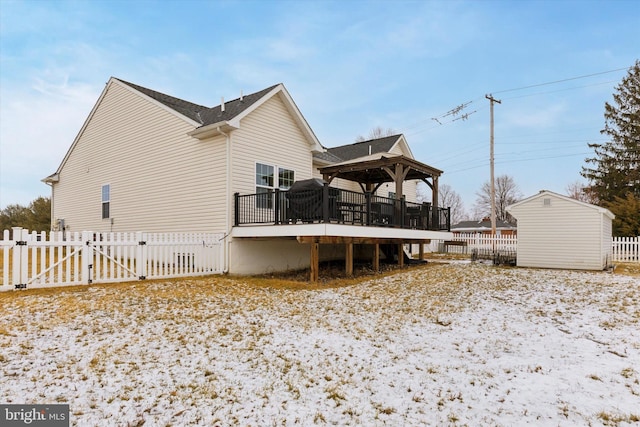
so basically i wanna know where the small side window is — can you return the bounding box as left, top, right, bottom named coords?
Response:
left=101, top=184, right=110, bottom=219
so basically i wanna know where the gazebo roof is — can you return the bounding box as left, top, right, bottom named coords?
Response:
left=318, top=154, right=442, bottom=186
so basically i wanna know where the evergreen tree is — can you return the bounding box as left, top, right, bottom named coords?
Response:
left=603, top=193, right=640, bottom=237
left=582, top=61, right=640, bottom=203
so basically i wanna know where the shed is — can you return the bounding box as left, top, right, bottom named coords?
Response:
left=506, top=190, right=615, bottom=270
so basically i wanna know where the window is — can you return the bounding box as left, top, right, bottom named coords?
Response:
left=101, top=184, right=110, bottom=219
left=279, top=168, right=294, bottom=189
left=255, top=163, right=294, bottom=208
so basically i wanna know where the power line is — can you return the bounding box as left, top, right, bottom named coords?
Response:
left=401, top=67, right=628, bottom=136
left=491, top=67, right=629, bottom=95
left=444, top=151, right=593, bottom=174
left=501, top=80, right=619, bottom=101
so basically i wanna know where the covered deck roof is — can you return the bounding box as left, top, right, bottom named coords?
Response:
left=318, top=153, right=443, bottom=207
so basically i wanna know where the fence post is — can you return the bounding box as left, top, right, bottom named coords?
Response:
left=11, top=227, right=25, bottom=288
left=81, top=231, right=93, bottom=285
left=136, top=231, right=148, bottom=280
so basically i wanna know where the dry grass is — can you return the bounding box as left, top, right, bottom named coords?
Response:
left=614, top=262, right=640, bottom=277
left=1, top=258, right=639, bottom=425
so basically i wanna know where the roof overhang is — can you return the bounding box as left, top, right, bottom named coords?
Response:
left=187, top=121, right=239, bottom=140
left=41, top=173, right=59, bottom=184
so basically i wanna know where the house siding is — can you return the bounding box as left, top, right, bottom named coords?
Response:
left=52, top=81, right=226, bottom=233
left=230, top=94, right=314, bottom=196
left=509, top=193, right=611, bottom=270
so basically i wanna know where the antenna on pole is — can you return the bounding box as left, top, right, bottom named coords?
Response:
left=485, top=94, right=501, bottom=238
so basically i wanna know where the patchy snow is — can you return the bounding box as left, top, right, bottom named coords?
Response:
left=1, top=262, right=639, bottom=426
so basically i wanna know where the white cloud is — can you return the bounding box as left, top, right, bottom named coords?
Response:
left=0, top=74, right=101, bottom=208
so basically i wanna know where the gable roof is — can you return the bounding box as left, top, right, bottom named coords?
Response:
left=323, top=134, right=403, bottom=162
left=507, top=190, right=615, bottom=219
left=116, top=79, right=280, bottom=126
left=43, top=78, right=324, bottom=182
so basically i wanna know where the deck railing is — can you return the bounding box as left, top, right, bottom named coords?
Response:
left=234, top=184, right=450, bottom=231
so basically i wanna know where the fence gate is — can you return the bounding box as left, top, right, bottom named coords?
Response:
left=1, top=228, right=89, bottom=290
left=1, top=228, right=226, bottom=291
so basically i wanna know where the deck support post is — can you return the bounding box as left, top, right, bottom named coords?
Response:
left=310, top=242, right=319, bottom=282
left=419, top=243, right=424, bottom=260
left=398, top=242, right=404, bottom=267
left=345, top=243, right=353, bottom=277
left=373, top=243, right=380, bottom=272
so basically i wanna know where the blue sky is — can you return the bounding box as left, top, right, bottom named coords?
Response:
left=1, top=0, right=638, bottom=216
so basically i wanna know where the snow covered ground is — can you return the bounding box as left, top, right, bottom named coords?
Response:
left=1, top=261, right=639, bottom=426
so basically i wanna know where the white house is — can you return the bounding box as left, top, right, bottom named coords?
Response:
left=43, top=78, right=452, bottom=279
left=506, top=190, right=614, bottom=270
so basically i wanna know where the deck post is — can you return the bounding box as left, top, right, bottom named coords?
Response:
left=274, top=189, right=280, bottom=225
left=233, top=193, right=240, bottom=226
left=322, top=183, right=329, bottom=223
left=419, top=243, right=425, bottom=260
left=310, top=241, right=319, bottom=282
left=373, top=243, right=380, bottom=272
left=346, top=243, right=353, bottom=277
left=398, top=242, right=404, bottom=267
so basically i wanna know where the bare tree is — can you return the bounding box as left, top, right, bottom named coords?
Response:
left=417, top=183, right=468, bottom=225
left=472, top=175, right=522, bottom=222
left=565, top=180, right=596, bottom=203
left=355, top=126, right=397, bottom=142
left=438, top=184, right=467, bottom=225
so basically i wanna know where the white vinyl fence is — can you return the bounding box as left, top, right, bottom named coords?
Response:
left=1, top=228, right=226, bottom=291
left=612, top=236, right=640, bottom=262
left=430, top=233, right=639, bottom=263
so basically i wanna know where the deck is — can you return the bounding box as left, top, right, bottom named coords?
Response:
left=233, top=185, right=450, bottom=231
left=232, top=185, right=452, bottom=281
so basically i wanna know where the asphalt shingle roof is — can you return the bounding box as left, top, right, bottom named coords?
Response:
left=115, top=78, right=279, bottom=127
left=325, top=134, right=402, bottom=161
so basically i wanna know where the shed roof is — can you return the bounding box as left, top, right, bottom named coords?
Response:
left=507, top=190, right=615, bottom=220
left=452, top=219, right=516, bottom=231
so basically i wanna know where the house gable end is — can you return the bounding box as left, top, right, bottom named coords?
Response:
left=44, top=77, right=205, bottom=180
left=44, top=78, right=118, bottom=179
left=228, top=84, right=324, bottom=153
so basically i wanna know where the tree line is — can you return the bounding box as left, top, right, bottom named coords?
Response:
left=0, top=196, right=51, bottom=232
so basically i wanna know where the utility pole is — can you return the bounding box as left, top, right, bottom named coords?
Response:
left=485, top=94, right=501, bottom=238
